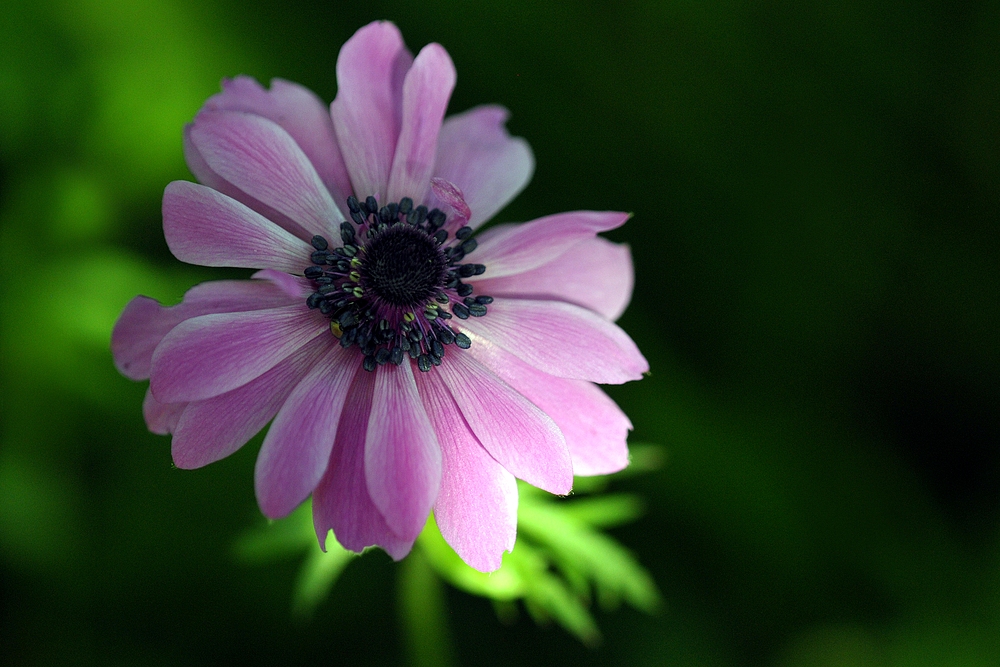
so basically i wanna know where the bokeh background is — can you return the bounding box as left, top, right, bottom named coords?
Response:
left=2, top=0, right=998, bottom=665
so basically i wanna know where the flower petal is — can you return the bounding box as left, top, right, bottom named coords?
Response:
left=142, top=387, right=186, bottom=435
left=188, top=110, right=342, bottom=239
left=183, top=126, right=313, bottom=240
left=254, top=345, right=358, bottom=518
left=467, top=342, right=632, bottom=476
left=150, top=305, right=325, bottom=403
left=365, top=361, right=442, bottom=541
left=203, top=76, right=353, bottom=216
left=429, top=105, right=534, bottom=229
left=471, top=211, right=629, bottom=279
left=386, top=43, right=456, bottom=203
left=415, top=370, right=517, bottom=572
left=171, top=344, right=322, bottom=470
left=470, top=236, right=634, bottom=321
left=163, top=181, right=314, bottom=272
left=332, top=21, right=413, bottom=199
left=312, top=371, right=414, bottom=559
left=111, top=277, right=300, bottom=381
left=459, top=298, right=648, bottom=384
left=437, top=352, right=571, bottom=495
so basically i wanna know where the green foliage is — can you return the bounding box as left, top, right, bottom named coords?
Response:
left=240, top=452, right=663, bottom=648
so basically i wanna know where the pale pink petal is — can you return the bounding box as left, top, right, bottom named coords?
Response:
left=255, top=345, right=359, bottom=518
left=188, top=110, right=342, bottom=238
left=430, top=177, right=470, bottom=225
left=428, top=105, right=534, bottom=229
left=250, top=269, right=312, bottom=300
left=386, top=43, right=456, bottom=202
left=183, top=126, right=313, bottom=241
left=111, top=277, right=300, bottom=381
left=415, top=370, right=517, bottom=572
left=312, top=371, right=414, bottom=559
left=437, top=353, right=572, bottom=495
left=150, top=306, right=325, bottom=403
left=332, top=21, right=413, bottom=198
left=469, top=236, right=634, bottom=321
left=459, top=298, right=648, bottom=384
left=142, top=387, right=186, bottom=435
left=204, top=76, right=353, bottom=215
left=171, top=344, right=324, bottom=470
left=163, top=181, right=314, bottom=272
left=467, top=343, right=632, bottom=476
left=471, top=211, right=629, bottom=279
left=365, top=361, right=442, bottom=541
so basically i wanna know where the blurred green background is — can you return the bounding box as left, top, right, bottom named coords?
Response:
left=2, top=0, right=998, bottom=665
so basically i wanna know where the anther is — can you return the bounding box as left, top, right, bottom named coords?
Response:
left=456, top=226, right=473, bottom=240
left=310, top=235, right=329, bottom=251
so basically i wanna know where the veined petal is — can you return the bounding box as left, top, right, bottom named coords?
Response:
left=188, top=110, right=342, bottom=238
left=142, top=387, right=186, bottom=435
left=365, top=361, right=442, bottom=541
left=163, top=181, right=314, bottom=272
left=150, top=305, right=325, bottom=403
left=255, top=345, right=358, bottom=519
left=469, top=236, right=634, bottom=321
left=183, top=126, right=314, bottom=241
left=429, top=105, right=534, bottom=229
left=332, top=21, right=413, bottom=199
left=467, top=343, right=632, bottom=476
left=471, top=211, right=630, bottom=279
left=387, top=43, right=456, bottom=203
left=171, top=344, right=323, bottom=470
left=459, top=298, right=648, bottom=384
left=111, top=277, right=301, bottom=381
left=312, top=371, right=414, bottom=559
left=415, top=370, right=517, bottom=572
left=204, top=76, right=353, bottom=216
left=437, top=352, right=572, bottom=495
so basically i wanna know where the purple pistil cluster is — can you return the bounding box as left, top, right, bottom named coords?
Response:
left=304, top=194, right=492, bottom=373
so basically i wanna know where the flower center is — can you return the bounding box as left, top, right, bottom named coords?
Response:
left=361, top=224, right=447, bottom=307
left=303, top=195, right=492, bottom=372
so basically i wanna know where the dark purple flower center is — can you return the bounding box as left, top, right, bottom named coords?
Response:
left=303, top=195, right=492, bottom=372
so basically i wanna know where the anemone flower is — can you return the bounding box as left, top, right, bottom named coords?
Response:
left=111, top=21, right=647, bottom=572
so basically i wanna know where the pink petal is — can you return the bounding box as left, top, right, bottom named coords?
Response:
left=386, top=43, right=456, bottom=203
left=415, top=370, right=517, bottom=572
left=250, top=269, right=312, bottom=300
left=430, top=177, right=471, bottom=225
left=467, top=343, right=632, bottom=476
left=142, top=387, right=186, bottom=435
left=471, top=211, right=630, bottom=279
left=365, top=361, right=442, bottom=541
left=163, top=181, right=314, bottom=272
left=171, top=343, right=323, bottom=470
left=150, top=305, right=325, bottom=403
left=437, top=353, right=572, bottom=495
left=470, top=236, right=634, bottom=321
left=332, top=21, right=413, bottom=199
left=111, top=277, right=300, bottom=381
left=188, top=110, right=342, bottom=239
left=255, top=345, right=358, bottom=518
left=204, top=76, right=353, bottom=216
left=183, top=126, right=313, bottom=241
left=429, top=105, right=534, bottom=229
left=312, top=371, right=414, bottom=559
left=459, top=298, right=648, bottom=384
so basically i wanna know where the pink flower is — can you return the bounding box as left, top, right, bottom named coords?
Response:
left=111, top=21, right=647, bottom=572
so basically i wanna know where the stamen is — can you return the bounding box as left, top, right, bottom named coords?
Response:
left=302, top=195, right=492, bottom=372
